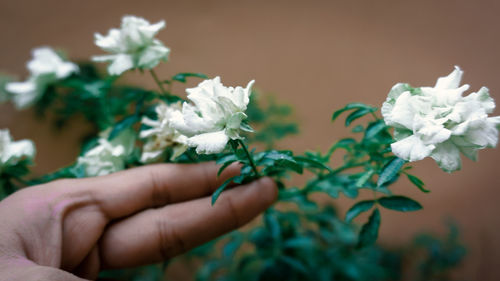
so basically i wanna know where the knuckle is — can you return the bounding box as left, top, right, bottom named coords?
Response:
left=155, top=215, right=186, bottom=259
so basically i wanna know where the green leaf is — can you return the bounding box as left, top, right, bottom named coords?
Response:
left=211, top=175, right=244, bottom=205
left=355, top=170, right=374, bottom=188
left=352, top=125, right=364, bottom=133
left=377, top=157, right=406, bottom=187
left=364, top=120, right=387, bottom=139
left=294, top=156, right=332, bottom=172
left=345, top=108, right=376, bottom=127
left=171, top=72, right=208, bottom=83
left=108, top=115, right=139, bottom=140
left=357, top=208, right=381, bottom=248
left=264, top=151, right=303, bottom=174
left=407, top=174, right=430, bottom=193
left=240, top=121, right=254, bottom=132
left=331, top=103, right=376, bottom=122
left=345, top=200, right=375, bottom=223
left=378, top=196, right=422, bottom=212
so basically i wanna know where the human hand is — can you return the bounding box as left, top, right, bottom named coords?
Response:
left=0, top=162, right=277, bottom=280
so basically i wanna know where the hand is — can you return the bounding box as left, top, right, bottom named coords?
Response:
left=0, top=162, right=277, bottom=280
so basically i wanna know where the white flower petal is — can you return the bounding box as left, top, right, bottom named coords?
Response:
left=431, top=141, right=462, bottom=172
left=391, top=135, right=434, bottom=162
left=434, top=66, right=464, bottom=89
left=107, top=54, right=134, bottom=76
left=187, top=130, right=229, bottom=154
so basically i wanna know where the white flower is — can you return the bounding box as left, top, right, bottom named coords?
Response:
left=5, top=47, right=78, bottom=109
left=170, top=76, right=255, bottom=154
left=75, top=129, right=135, bottom=177
left=382, top=66, right=500, bottom=172
left=0, top=74, right=14, bottom=104
left=140, top=102, right=188, bottom=163
left=92, top=15, right=170, bottom=75
left=0, top=129, right=36, bottom=169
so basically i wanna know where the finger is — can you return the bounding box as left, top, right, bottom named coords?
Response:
left=99, top=177, right=277, bottom=269
left=70, top=162, right=241, bottom=219
left=4, top=264, right=89, bottom=281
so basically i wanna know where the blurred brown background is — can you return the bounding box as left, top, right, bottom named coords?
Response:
left=1, top=0, right=500, bottom=280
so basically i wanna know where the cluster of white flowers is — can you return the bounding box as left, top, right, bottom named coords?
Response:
left=0, top=129, right=35, bottom=170
left=382, top=66, right=500, bottom=172
left=169, top=76, right=255, bottom=154
left=140, top=102, right=188, bottom=162
left=75, top=129, right=135, bottom=177
left=93, top=15, right=170, bottom=76
left=5, top=47, right=78, bottom=109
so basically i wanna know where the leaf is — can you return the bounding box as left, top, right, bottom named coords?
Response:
left=357, top=208, right=381, bottom=248
left=279, top=256, right=309, bottom=275
left=345, top=107, right=376, bottom=127
left=171, top=72, right=208, bottom=83
left=108, top=115, right=139, bottom=140
left=294, top=156, right=332, bottom=172
left=378, top=196, right=422, bottom=212
left=264, top=151, right=303, bottom=174
left=331, top=103, right=376, bottom=122
left=352, top=125, right=364, bottom=133
left=377, top=157, right=406, bottom=187
left=211, top=175, right=244, bottom=205
left=364, top=120, right=387, bottom=140
left=355, top=170, right=374, bottom=188
left=240, top=121, right=254, bottom=132
left=345, top=200, right=375, bottom=223
left=407, top=174, right=430, bottom=193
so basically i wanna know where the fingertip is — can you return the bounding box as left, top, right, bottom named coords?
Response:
left=253, top=177, right=278, bottom=207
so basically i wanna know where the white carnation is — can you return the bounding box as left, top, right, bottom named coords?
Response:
left=140, top=102, right=188, bottom=163
left=75, top=129, right=135, bottom=177
left=92, top=15, right=170, bottom=76
left=0, top=129, right=36, bottom=169
left=5, top=47, right=78, bottom=109
left=170, top=76, right=255, bottom=154
left=382, top=66, right=500, bottom=172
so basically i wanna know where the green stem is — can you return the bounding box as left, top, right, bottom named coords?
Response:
left=370, top=111, right=379, bottom=120
left=236, top=139, right=260, bottom=177
left=149, top=69, right=168, bottom=95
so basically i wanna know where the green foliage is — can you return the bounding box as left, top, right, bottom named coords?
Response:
left=357, top=208, right=381, bottom=248
left=378, top=196, right=423, bottom=212
left=1, top=58, right=465, bottom=281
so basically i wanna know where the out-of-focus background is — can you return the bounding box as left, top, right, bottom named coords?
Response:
left=1, top=0, right=499, bottom=279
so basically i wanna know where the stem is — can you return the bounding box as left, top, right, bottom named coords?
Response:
left=149, top=69, right=168, bottom=95
left=236, top=139, right=260, bottom=177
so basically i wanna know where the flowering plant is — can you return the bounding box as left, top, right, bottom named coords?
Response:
left=1, top=15, right=498, bottom=281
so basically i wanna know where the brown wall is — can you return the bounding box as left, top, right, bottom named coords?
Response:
left=1, top=0, right=500, bottom=280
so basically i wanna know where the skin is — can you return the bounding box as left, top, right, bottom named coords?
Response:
left=0, top=162, right=277, bottom=280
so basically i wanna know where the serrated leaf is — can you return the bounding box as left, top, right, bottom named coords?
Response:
left=345, top=107, right=376, bottom=127
left=407, top=174, right=430, bottom=193
left=331, top=103, right=376, bottom=122
left=171, top=72, right=208, bottom=83
left=357, top=208, right=381, bottom=248
left=377, top=157, right=406, bottom=187
left=378, top=196, right=422, bottom=212
left=345, top=200, right=375, bottom=222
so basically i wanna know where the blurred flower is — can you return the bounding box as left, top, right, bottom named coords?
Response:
left=382, top=66, right=500, bottom=172
left=170, top=76, right=255, bottom=154
left=140, top=102, right=188, bottom=162
left=92, top=15, right=170, bottom=75
left=5, top=47, right=78, bottom=109
left=0, top=129, right=36, bottom=169
left=0, top=74, right=15, bottom=104
left=76, top=129, right=135, bottom=177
